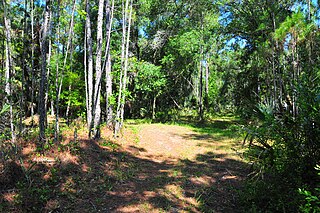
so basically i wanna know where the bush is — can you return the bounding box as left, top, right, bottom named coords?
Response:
left=241, top=86, right=320, bottom=211
left=299, top=165, right=320, bottom=213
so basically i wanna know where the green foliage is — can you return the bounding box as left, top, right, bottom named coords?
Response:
left=15, top=180, right=53, bottom=212
left=0, top=104, right=11, bottom=141
left=242, top=72, right=320, bottom=211
left=207, top=70, right=223, bottom=111
left=274, top=12, right=314, bottom=42
left=299, top=189, right=320, bottom=212
left=299, top=167, right=320, bottom=213
left=132, top=60, right=166, bottom=118
left=0, top=104, right=10, bottom=115
left=134, top=60, right=166, bottom=94
left=171, top=30, right=201, bottom=56
left=100, top=140, right=119, bottom=151
left=238, top=9, right=320, bottom=208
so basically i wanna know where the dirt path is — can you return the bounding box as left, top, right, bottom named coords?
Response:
left=110, top=122, right=247, bottom=213
left=1, top=119, right=248, bottom=213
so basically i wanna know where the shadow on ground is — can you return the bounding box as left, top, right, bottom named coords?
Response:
left=0, top=122, right=248, bottom=213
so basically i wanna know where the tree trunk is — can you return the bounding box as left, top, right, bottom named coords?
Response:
left=205, top=60, right=209, bottom=96
left=84, top=25, right=88, bottom=127
left=120, top=0, right=133, bottom=125
left=30, top=0, right=35, bottom=125
left=114, top=0, right=128, bottom=137
left=93, top=0, right=105, bottom=139
left=19, top=0, right=28, bottom=134
left=3, top=0, right=15, bottom=143
left=152, top=95, right=157, bottom=120
left=199, top=57, right=204, bottom=121
left=65, top=84, right=72, bottom=121
left=103, top=0, right=114, bottom=125
left=86, top=0, right=94, bottom=136
left=39, top=0, right=51, bottom=143
left=54, top=1, right=60, bottom=142
left=198, top=14, right=204, bottom=121
left=45, top=30, right=52, bottom=128
left=114, top=0, right=133, bottom=137
left=105, top=54, right=113, bottom=123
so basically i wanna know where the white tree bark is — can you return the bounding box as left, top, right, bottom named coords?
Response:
left=120, top=0, right=133, bottom=125
left=86, top=0, right=94, bottom=135
left=92, top=0, right=105, bottom=139
left=104, top=0, right=114, bottom=124
left=3, top=0, right=15, bottom=143
left=114, top=0, right=133, bottom=137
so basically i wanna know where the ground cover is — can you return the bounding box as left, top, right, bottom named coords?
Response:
left=0, top=117, right=248, bottom=212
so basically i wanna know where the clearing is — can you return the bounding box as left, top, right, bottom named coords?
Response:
left=0, top=117, right=248, bottom=213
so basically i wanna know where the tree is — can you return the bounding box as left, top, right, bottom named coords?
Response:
left=133, top=60, right=166, bottom=119
left=85, top=0, right=94, bottom=137
left=92, top=0, right=105, bottom=139
left=104, top=0, right=114, bottom=125
left=53, top=0, right=77, bottom=141
left=114, top=0, right=133, bottom=137
left=39, top=0, right=51, bottom=143
left=2, top=0, right=15, bottom=143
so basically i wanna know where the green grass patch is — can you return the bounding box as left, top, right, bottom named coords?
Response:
left=169, top=115, right=244, bottom=142
left=100, top=139, right=119, bottom=150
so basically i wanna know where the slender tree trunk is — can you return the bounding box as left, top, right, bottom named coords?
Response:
left=120, top=0, right=133, bottom=125
left=54, top=0, right=61, bottom=142
left=92, top=0, right=105, bottom=139
left=103, top=0, right=114, bottom=124
left=44, top=9, right=53, bottom=129
left=152, top=95, right=157, bottom=120
left=84, top=25, right=88, bottom=126
left=30, top=0, right=35, bottom=125
left=86, top=0, right=94, bottom=136
left=45, top=34, right=52, bottom=128
left=1, top=34, right=3, bottom=85
left=58, top=0, right=76, bottom=100
left=3, top=0, right=15, bottom=143
left=65, top=84, right=72, bottom=120
left=65, top=44, right=75, bottom=124
left=114, top=0, right=133, bottom=137
left=20, top=0, right=28, bottom=134
left=198, top=14, right=204, bottom=121
left=114, top=0, right=128, bottom=137
left=39, top=0, right=51, bottom=143
left=51, top=99, right=55, bottom=116
left=205, top=58, right=209, bottom=96
left=199, top=55, right=203, bottom=121
left=105, top=54, right=113, bottom=123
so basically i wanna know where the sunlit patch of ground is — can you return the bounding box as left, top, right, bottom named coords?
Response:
left=113, top=118, right=247, bottom=212
left=0, top=117, right=247, bottom=212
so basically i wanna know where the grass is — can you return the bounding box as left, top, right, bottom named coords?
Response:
left=100, top=139, right=119, bottom=150
left=125, top=122, right=143, bottom=144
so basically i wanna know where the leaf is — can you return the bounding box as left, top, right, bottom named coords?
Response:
left=0, top=104, right=10, bottom=116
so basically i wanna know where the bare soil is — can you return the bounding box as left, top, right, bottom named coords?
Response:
left=0, top=119, right=248, bottom=213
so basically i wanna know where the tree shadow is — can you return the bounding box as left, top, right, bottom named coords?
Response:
left=0, top=130, right=248, bottom=213
left=178, top=153, right=248, bottom=212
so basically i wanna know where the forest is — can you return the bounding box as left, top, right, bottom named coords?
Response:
left=1, top=0, right=320, bottom=212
